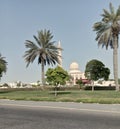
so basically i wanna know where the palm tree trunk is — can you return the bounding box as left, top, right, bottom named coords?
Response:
left=113, top=37, right=119, bottom=91
left=41, top=61, right=45, bottom=86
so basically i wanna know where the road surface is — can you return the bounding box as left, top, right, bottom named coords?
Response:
left=0, top=100, right=120, bottom=129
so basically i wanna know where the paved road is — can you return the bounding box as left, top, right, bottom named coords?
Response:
left=0, top=100, right=120, bottom=129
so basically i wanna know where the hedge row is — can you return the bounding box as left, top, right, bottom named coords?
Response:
left=50, top=85, right=116, bottom=91
left=84, top=86, right=116, bottom=90
left=0, top=85, right=116, bottom=92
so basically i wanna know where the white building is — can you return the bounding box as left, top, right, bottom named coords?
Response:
left=57, top=41, right=62, bottom=67
left=57, top=42, right=115, bottom=86
left=94, top=80, right=115, bottom=86
left=69, top=62, right=86, bottom=85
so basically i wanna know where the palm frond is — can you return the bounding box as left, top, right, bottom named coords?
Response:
left=116, top=5, right=120, bottom=16
left=102, top=9, right=111, bottom=22
left=93, top=3, right=120, bottom=49
left=24, top=29, right=61, bottom=68
left=33, top=35, right=41, bottom=47
left=0, top=54, right=7, bottom=73
left=109, top=3, right=114, bottom=15
left=24, top=40, right=40, bottom=67
left=97, top=28, right=113, bottom=49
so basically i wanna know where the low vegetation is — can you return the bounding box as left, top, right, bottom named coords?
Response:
left=0, top=88, right=120, bottom=104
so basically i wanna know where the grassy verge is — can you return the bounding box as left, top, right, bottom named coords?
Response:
left=0, top=89, right=120, bottom=104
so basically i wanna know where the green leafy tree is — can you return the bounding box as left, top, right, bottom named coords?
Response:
left=76, top=79, right=84, bottom=89
left=85, top=59, right=110, bottom=91
left=46, top=66, right=69, bottom=96
left=93, top=3, right=120, bottom=91
left=45, top=68, right=54, bottom=85
left=85, top=59, right=110, bottom=81
left=46, top=66, right=69, bottom=86
left=0, top=54, right=7, bottom=80
left=23, top=29, right=61, bottom=85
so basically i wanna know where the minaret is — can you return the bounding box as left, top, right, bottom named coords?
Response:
left=57, top=41, right=62, bottom=67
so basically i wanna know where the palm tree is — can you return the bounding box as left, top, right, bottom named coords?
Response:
left=0, top=54, right=7, bottom=80
left=23, top=29, right=61, bottom=85
left=93, top=3, right=120, bottom=91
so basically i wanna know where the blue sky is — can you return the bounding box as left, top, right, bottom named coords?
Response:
left=0, top=0, right=120, bottom=83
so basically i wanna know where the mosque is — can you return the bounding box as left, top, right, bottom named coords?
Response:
left=57, top=41, right=116, bottom=87
left=69, top=62, right=86, bottom=85
left=57, top=41, right=86, bottom=85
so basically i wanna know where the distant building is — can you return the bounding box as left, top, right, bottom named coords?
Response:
left=8, top=82, right=18, bottom=88
left=56, top=42, right=115, bottom=87
left=57, top=41, right=62, bottom=67
left=57, top=41, right=86, bottom=85
left=94, top=80, right=115, bottom=86
left=69, top=62, right=86, bottom=85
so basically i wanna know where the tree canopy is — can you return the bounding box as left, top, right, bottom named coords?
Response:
left=23, top=29, right=61, bottom=85
left=93, top=3, right=120, bottom=49
left=85, top=59, right=110, bottom=81
left=45, top=66, right=69, bottom=86
left=93, top=3, right=120, bottom=90
left=0, top=54, right=7, bottom=80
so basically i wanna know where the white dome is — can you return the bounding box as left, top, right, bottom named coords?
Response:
left=70, top=62, right=79, bottom=70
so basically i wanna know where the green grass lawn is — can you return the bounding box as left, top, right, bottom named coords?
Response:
left=0, top=89, right=120, bottom=104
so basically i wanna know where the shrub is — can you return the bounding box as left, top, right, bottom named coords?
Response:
left=84, top=86, right=115, bottom=90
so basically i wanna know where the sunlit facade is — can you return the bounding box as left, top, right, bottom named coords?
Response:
left=69, top=62, right=85, bottom=85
